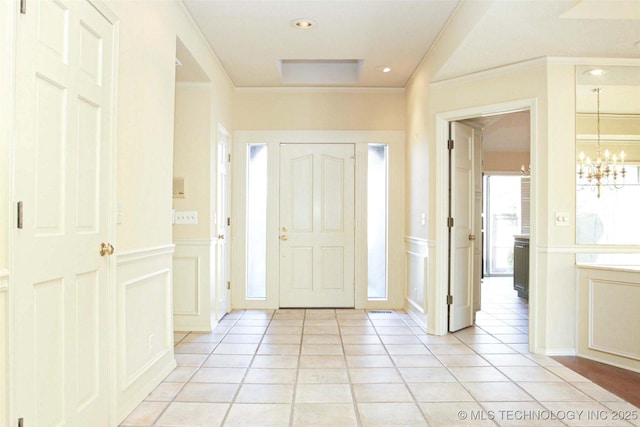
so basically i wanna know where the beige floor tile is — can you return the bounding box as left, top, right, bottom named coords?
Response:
left=343, top=344, right=387, bottom=355
left=518, top=381, right=594, bottom=401
left=190, top=367, right=246, bottom=383
left=341, top=334, right=381, bottom=344
left=221, top=334, right=263, bottom=344
left=449, top=366, right=510, bottom=382
left=174, top=342, right=217, bottom=354
left=292, top=403, right=358, bottom=427
left=524, top=354, right=563, bottom=366
left=337, top=319, right=372, bottom=326
left=499, top=366, right=563, bottom=382
left=346, top=354, right=393, bottom=368
left=436, top=354, right=490, bottom=367
left=257, top=343, right=301, bottom=355
left=305, top=310, right=336, bottom=320
left=479, top=401, right=569, bottom=426
left=241, top=309, right=274, bottom=319
left=348, top=367, right=403, bottom=383
left=507, top=343, right=530, bottom=353
left=428, top=344, right=475, bottom=355
left=243, top=368, right=297, bottom=384
left=145, top=382, right=184, bottom=402
left=304, top=319, right=338, bottom=326
left=154, top=402, right=229, bottom=426
left=295, top=383, right=353, bottom=403
left=398, top=367, right=457, bottom=383
left=163, top=366, right=198, bottom=383
left=373, top=326, right=415, bottom=335
left=493, top=334, right=529, bottom=344
left=174, top=383, right=239, bottom=403
left=120, top=402, right=168, bottom=426
left=267, top=326, right=303, bottom=335
left=234, top=318, right=270, bottom=326
left=571, top=382, right=625, bottom=402
left=600, top=401, right=640, bottom=426
left=174, top=332, right=188, bottom=344
left=235, top=384, right=294, bottom=403
left=302, top=334, right=342, bottom=344
left=353, top=383, right=413, bottom=402
left=299, top=355, right=347, bottom=369
left=385, top=344, right=431, bottom=355
left=391, top=354, right=443, bottom=368
left=228, top=326, right=267, bottom=335
left=408, top=382, right=474, bottom=402
left=261, top=334, right=302, bottom=344
left=251, top=355, right=299, bottom=369
left=213, top=343, right=259, bottom=355
left=482, top=353, right=538, bottom=367
left=357, top=402, right=427, bottom=427
left=180, top=333, right=225, bottom=343
left=301, top=344, right=344, bottom=355
left=174, top=353, right=208, bottom=367
left=370, top=319, right=407, bottom=327
left=297, top=368, right=349, bottom=384
left=467, top=343, right=518, bottom=354
left=463, top=381, right=533, bottom=402
left=223, top=403, right=291, bottom=427
left=304, top=325, right=340, bottom=335
left=420, top=402, right=497, bottom=426
left=203, top=354, right=253, bottom=368
left=378, top=334, right=423, bottom=345
left=270, top=319, right=304, bottom=327
left=546, top=366, right=591, bottom=382
left=340, top=326, right=378, bottom=335
left=417, top=334, right=463, bottom=345
left=542, top=402, right=640, bottom=427
left=455, top=334, right=502, bottom=344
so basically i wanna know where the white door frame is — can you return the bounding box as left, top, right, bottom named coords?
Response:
left=232, top=130, right=405, bottom=310
left=435, top=100, right=537, bottom=349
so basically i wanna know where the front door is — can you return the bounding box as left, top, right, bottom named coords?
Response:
left=13, top=0, right=115, bottom=425
left=279, top=144, right=355, bottom=307
left=449, top=122, right=477, bottom=332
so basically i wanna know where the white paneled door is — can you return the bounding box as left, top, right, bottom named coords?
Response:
left=449, top=123, right=476, bottom=332
left=13, top=0, right=115, bottom=425
left=216, top=126, right=231, bottom=319
left=279, top=144, right=355, bottom=307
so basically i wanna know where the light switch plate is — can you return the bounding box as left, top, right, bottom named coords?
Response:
left=175, top=210, right=198, bottom=225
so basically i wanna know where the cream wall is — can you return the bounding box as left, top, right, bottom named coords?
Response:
left=173, top=84, right=214, bottom=239
left=484, top=151, right=530, bottom=172
left=92, top=0, right=234, bottom=421
left=234, top=89, right=405, bottom=131
left=405, top=43, right=583, bottom=353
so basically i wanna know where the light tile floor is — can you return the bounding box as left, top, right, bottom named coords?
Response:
left=121, top=278, right=639, bottom=426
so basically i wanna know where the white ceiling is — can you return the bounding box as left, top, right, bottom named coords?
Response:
left=180, top=0, right=640, bottom=88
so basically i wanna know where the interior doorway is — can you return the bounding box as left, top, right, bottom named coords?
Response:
left=447, top=109, right=531, bottom=344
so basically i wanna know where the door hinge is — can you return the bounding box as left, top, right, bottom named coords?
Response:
left=18, top=417, right=24, bottom=427
left=227, top=153, right=231, bottom=163
left=227, top=217, right=231, bottom=226
left=20, top=0, right=26, bottom=14
left=446, top=295, right=453, bottom=305
left=447, top=139, right=454, bottom=150
left=447, top=217, right=454, bottom=228
left=227, top=281, right=231, bottom=290
left=17, top=201, right=23, bottom=229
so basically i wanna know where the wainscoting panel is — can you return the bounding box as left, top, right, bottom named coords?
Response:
left=173, top=239, right=216, bottom=332
left=0, top=270, right=8, bottom=427
left=116, top=245, right=176, bottom=423
left=404, top=237, right=431, bottom=331
left=577, top=265, right=640, bottom=373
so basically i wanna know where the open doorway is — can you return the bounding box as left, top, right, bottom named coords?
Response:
left=459, top=110, right=531, bottom=346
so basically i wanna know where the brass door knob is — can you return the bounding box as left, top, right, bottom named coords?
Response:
left=280, top=235, right=288, bottom=241
left=99, top=243, right=115, bottom=256
left=468, top=234, right=476, bottom=241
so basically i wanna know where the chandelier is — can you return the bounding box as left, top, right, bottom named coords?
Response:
left=577, top=88, right=626, bottom=198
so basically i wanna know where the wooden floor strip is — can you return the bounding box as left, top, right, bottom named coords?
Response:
left=552, top=356, right=640, bottom=408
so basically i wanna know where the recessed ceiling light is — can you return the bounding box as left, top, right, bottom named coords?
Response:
left=586, top=68, right=606, bottom=76
left=293, top=19, right=316, bottom=29
left=377, top=66, right=391, bottom=73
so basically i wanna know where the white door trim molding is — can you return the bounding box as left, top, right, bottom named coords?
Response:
left=434, top=99, right=538, bottom=343
left=232, top=130, right=405, bottom=310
